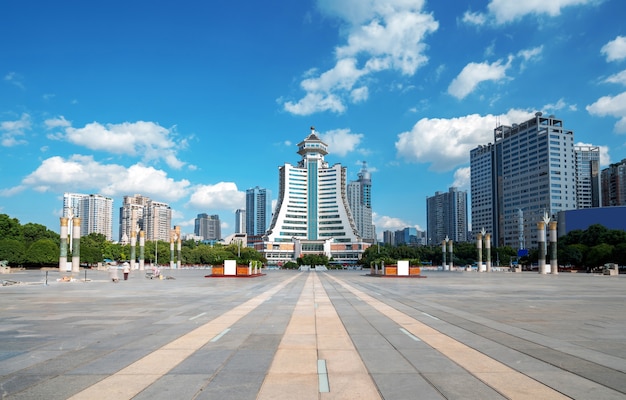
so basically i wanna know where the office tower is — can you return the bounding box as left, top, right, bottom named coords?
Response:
left=574, top=145, right=601, bottom=208
left=383, top=230, right=395, bottom=246
left=63, top=192, right=114, bottom=241
left=426, top=187, right=468, bottom=245
left=259, top=127, right=370, bottom=265
left=601, top=159, right=626, bottom=206
left=470, top=113, right=576, bottom=248
left=246, top=187, right=271, bottom=236
left=119, top=194, right=171, bottom=243
left=394, top=227, right=418, bottom=246
left=235, top=209, right=246, bottom=234
left=347, top=161, right=376, bottom=242
left=194, top=213, right=221, bottom=241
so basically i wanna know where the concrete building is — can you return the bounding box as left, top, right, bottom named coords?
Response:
left=119, top=194, right=171, bottom=243
left=347, top=161, right=376, bottom=242
left=245, top=187, right=271, bottom=238
left=194, top=213, right=221, bottom=241
left=426, top=187, right=468, bottom=245
left=575, top=145, right=601, bottom=208
left=63, top=192, right=114, bottom=241
left=601, top=159, right=626, bottom=207
left=235, top=209, right=246, bottom=234
left=395, top=227, right=418, bottom=246
left=470, top=113, right=576, bottom=248
left=258, top=127, right=370, bottom=265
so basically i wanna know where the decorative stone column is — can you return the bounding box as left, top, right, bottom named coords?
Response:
left=71, top=217, right=81, bottom=274
left=485, top=233, right=492, bottom=272
left=170, top=232, right=175, bottom=269
left=448, top=240, right=454, bottom=270
left=441, top=239, right=447, bottom=270
left=176, top=226, right=182, bottom=269
left=139, top=230, right=145, bottom=271
left=476, top=232, right=483, bottom=272
left=537, top=221, right=547, bottom=274
left=130, top=230, right=137, bottom=271
left=59, top=217, right=68, bottom=273
left=549, top=221, right=558, bottom=275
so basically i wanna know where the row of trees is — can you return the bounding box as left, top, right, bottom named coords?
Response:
left=2, top=213, right=624, bottom=269
left=0, top=214, right=265, bottom=267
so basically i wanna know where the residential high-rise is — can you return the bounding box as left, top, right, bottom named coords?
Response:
left=426, top=187, right=468, bottom=245
left=574, top=145, right=601, bottom=208
left=601, top=159, right=626, bottom=206
left=245, top=187, right=271, bottom=236
left=63, top=193, right=114, bottom=241
left=258, top=127, right=370, bottom=265
left=119, top=194, right=171, bottom=243
left=347, top=161, right=376, bottom=242
left=235, top=209, right=246, bottom=234
left=470, top=113, right=576, bottom=248
left=194, top=213, right=221, bottom=241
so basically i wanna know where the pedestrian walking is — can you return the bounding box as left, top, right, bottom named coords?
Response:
left=109, top=265, right=119, bottom=283
left=123, top=262, right=130, bottom=280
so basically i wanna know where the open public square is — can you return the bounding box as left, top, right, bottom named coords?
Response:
left=0, top=268, right=625, bottom=399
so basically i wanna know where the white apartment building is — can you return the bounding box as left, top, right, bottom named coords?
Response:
left=63, top=192, right=114, bottom=241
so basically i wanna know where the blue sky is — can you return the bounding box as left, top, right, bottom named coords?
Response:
left=2, top=0, right=626, bottom=240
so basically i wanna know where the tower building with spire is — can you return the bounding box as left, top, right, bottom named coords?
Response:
left=258, top=127, right=370, bottom=265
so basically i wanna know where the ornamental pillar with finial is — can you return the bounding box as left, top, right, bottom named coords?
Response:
left=476, top=231, right=483, bottom=272
left=537, top=221, right=547, bottom=274
left=139, top=230, right=145, bottom=271
left=71, top=217, right=81, bottom=274
left=549, top=221, right=558, bottom=275
left=485, top=233, right=492, bottom=272
left=59, top=217, right=68, bottom=273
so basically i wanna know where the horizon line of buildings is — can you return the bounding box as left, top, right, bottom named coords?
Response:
left=62, top=115, right=626, bottom=260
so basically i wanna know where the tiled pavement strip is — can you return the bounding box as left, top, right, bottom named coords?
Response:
left=1, top=269, right=626, bottom=399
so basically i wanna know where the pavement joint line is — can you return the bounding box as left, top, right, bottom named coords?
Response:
left=188, top=312, right=206, bottom=321
left=67, top=274, right=300, bottom=400
left=399, top=327, right=421, bottom=341
left=317, top=359, right=330, bottom=393
left=209, top=327, right=231, bottom=342
left=258, top=273, right=381, bottom=399
left=422, top=312, right=440, bottom=320
left=325, top=273, right=570, bottom=400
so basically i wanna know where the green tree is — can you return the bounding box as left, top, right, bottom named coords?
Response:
left=613, top=243, right=626, bottom=266
left=0, top=214, right=22, bottom=240
left=0, top=238, right=26, bottom=265
left=586, top=243, right=614, bottom=268
left=22, top=223, right=59, bottom=247
left=25, top=239, right=59, bottom=265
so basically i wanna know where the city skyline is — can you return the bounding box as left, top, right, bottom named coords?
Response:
left=2, top=1, right=626, bottom=240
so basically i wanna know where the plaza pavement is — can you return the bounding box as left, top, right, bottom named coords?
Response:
left=0, top=268, right=625, bottom=399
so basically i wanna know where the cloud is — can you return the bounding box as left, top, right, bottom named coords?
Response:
left=452, top=167, right=471, bottom=191
left=395, top=109, right=532, bottom=172
left=4, top=72, right=25, bottom=89
left=601, top=36, right=626, bottom=62
left=47, top=119, right=186, bottom=169
left=448, top=58, right=511, bottom=99
left=187, top=182, right=246, bottom=211
left=586, top=91, right=626, bottom=133
left=319, top=128, right=364, bottom=157
left=575, top=142, right=611, bottom=167
left=604, top=69, right=626, bottom=85
left=19, top=155, right=190, bottom=201
left=463, top=0, right=593, bottom=25
left=283, top=0, right=438, bottom=115
left=542, top=98, right=576, bottom=113
left=0, top=113, right=31, bottom=147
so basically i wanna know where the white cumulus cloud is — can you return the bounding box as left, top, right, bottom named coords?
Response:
left=283, top=0, right=438, bottom=115
left=1, top=113, right=31, bottom=147
left=319, top=128, right=364, bottom=157
left=47, top=119, right=187, bottom=169
left=19, top=155, right=191, bottom=201
left=601, top=35, right=626, bottom=62
left=395, top=109, right=532, bottom=172
left=463, top=0, right=593, bottom=25
left=448, top=58, right=511, bottom=99
left=586, top=91, right=626, bottom=133
left=187, top=182, right=246, bottom=211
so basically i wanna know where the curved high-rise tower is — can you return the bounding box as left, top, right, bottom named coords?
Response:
left=259, top=127, right=370, bottom=265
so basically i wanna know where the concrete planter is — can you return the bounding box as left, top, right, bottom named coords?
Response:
left=385, top=265, right=397, bottom=275
left=212, top=266, right=224, bottom=275
left=236, top=266, right=251, bottom=276
left=409, top=266, right=421, bottom=275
